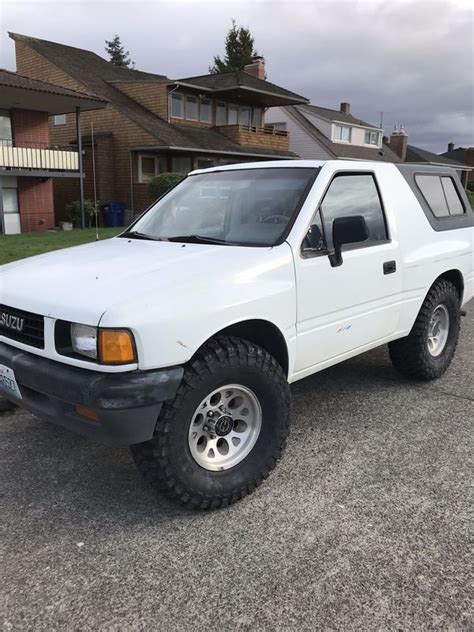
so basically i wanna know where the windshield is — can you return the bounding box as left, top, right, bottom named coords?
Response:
left=130, top=167, right=317, bottom=246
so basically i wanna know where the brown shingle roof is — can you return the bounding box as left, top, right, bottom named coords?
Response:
left=298, top=103, right=376, bottom=128
left=8, top=33, right=300, bottom=159
left=175, top=70, right=308, bottom=104
left=406, top=145, right=471, bottom=168
left=0, top=67, right=106, bottom=103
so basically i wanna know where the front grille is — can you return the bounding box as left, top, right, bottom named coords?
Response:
left=0, top=304, right=45, bottom=349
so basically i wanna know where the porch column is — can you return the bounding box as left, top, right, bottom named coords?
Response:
left=76, top=106, right=85, bottom=229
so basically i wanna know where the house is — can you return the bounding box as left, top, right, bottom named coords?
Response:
left=440, top=143, right=474, bottom=184
left=265, top=102, right=401, bottom=163
left=387, top=128, right=473, bottom=187
left=0, top=68, right=106, bottom=234
left=9, top=33, right=309, bottom=220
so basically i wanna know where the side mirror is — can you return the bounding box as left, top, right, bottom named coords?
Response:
left=329, top=215, right=369, bottom=267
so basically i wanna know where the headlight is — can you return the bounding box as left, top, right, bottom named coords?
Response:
left=71, top=324, right=98, bottom=359
left=69, top=323, right=137, bottom=365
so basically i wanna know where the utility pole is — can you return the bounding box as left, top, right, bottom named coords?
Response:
left=76, top=106, right=85, bottom=229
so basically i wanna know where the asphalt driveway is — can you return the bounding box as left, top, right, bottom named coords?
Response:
left=1, top=305, right=472, bottom=631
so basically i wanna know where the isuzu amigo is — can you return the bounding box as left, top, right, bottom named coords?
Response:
left=1, top=160, right=473, bottom=509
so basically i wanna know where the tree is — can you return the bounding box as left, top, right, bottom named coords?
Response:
left=210, top=20, right=259, bottom=74
left=105, top=35, right=134, bottom=68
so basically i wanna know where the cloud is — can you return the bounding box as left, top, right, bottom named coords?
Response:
left=1, top=0, right=472, bottom=153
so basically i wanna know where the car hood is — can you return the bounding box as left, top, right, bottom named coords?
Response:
left=0, top=237, right=282, bottom=325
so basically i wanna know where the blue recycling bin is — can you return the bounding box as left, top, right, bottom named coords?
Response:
left=103, top=201, right=125, bottom=227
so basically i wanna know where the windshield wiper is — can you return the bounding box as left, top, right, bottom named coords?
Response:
left=167, top=234, right=230, bottom=245
left=120, top=231, right=168, bottom=241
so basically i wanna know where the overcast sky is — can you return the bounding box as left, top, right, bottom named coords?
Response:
left=1, top=0, right=472, bottom=153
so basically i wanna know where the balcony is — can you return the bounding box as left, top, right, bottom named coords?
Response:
left=0, top=139, right=79, bottom=172
left=217, top=125, right=289, bottom=152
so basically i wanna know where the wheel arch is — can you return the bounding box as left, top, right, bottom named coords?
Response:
left=433, top=269, right=464, bottom=303
left=200, top=319, right=290, bottom=376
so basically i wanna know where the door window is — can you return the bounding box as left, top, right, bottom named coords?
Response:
left=305, top=173, right=388, bottom=252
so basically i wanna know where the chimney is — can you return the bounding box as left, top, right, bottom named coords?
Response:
left=340, top=102, right=351, bottom=114
left=390, top=125, right=408, bottom=161
left=448, top=142, right=455, bottom=152
left=244, top=56, right=266, bottom=80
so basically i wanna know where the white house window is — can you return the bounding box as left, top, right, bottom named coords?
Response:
left=200, top=98, right=212, bottom=123
left=216, top=102, right=227, bottom=125
left=365, top=130, right=380, bottom=145
left=228, top=104, right=239, bottom=125
left=0, top=110, right=13, bottom=141
left=334, top=125, right=351, bottom=142
left=138, top=155, right=159, bottom=183
left=186, top=95, right=199, bottom=121
left=252, top=107, right=263, bottom=128
left=197, top=157, right=215, bottom=169
left=171, top=93, right=184, bottom=119
left=53, top=114, right=67, bottom=125
left=269, top=122, right=287, bottom=132
left=171, top=156, right=192, bottom=173
left=238, top=106, right=251, bottom=126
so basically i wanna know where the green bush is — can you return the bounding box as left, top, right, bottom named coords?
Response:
left=466, top=189, right=474, bottom=209
left=147, top=172, right=185, bottom=200
left=64, top=199, right=100, bottom=227
left=466, top=180, right=474, bottom=192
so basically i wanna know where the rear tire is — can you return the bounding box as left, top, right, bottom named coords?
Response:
left=131, top=336, right=291, bottom=509
left=389, top=279, right=461, bottom=380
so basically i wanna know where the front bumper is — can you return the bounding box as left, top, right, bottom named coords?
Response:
left=0, top=342, right=183, bottom=446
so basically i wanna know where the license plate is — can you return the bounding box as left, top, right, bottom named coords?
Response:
left=0, top=364, right=22, bottom=400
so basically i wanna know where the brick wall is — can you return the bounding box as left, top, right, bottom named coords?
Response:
left=11, top=109, right=50, bottom=147
left=17, top=177, right=54, bottom=232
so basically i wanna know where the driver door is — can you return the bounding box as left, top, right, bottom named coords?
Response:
left=294, top=171, right=402, bottom=375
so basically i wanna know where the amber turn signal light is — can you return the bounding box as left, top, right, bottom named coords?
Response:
left=74, top=405, right=99, bottom=422
left=98, top=329, right=137, bottom=365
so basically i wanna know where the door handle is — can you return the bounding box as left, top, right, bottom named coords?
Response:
left=383, top=260, right=397, bottom=275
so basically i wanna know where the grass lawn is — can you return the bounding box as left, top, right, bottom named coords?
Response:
left=0, top=228, right=122, bottom=266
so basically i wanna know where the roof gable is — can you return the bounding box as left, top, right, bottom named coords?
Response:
left=285, top=106, right=402, bottom=163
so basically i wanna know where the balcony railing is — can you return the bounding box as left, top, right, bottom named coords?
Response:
left=217, top=125, right=289, bottom=151
left=0, top=139, right=79, bottom=172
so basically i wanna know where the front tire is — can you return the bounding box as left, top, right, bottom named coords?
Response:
left=131, top=336, right=291, bottom=509
left=389, top=279, right=461, bottom=380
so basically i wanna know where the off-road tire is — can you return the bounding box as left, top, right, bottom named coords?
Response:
left=131, top=336, right=291, bottom=509
left=388, top=279, right=461, bottom=380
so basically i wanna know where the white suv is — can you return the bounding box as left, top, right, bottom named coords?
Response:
left=1, top=160, right=473, bottom=509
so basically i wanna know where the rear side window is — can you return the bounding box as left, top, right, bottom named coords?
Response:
left=441, top=177, right=464, bottom=215
left=415, top=175, right=464, bottom=218
left=316, top=173, right=387, bottom=250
